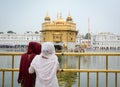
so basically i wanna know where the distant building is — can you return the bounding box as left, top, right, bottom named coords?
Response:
left=40, top=14, right=78, bottom=50
left=0, top=31, right=41, bottom=48
left=91, top=32, right=120, bottom=50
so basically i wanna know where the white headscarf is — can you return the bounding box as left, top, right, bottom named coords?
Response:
left=37, top=42, right=59, bottom=86
left=41, top=42, right=55, bottom=58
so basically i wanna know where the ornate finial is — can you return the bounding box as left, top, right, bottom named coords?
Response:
left=45, top=11, right=49, bottom=17
left=44, top=12, right=50, bottom=21
left=60, top=12, right=62, bottom=18
left=57, top=12, right=59, bottom=19
left=68, top=11, right=71, bottom=16
left=66, top=12, right=72, bottom=22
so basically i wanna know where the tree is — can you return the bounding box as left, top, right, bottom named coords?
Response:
left=85, top=33, right=91, bottom=39
left=7, top=30, right=16, bottom=34
left=0, top=32, right=4, bottom=34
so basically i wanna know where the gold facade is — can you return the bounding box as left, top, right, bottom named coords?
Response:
left=40, top=14, right=77, bottom=43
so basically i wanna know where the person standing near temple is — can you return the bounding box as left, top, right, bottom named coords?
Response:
left=29, top=42, right=59, bottom=87
left=18, top=42, right=41, bottom=87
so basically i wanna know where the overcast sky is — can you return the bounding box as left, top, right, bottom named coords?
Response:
left=0, top=0, right=120, bottom=34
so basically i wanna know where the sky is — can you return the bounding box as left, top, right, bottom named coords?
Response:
left=0, top=0, right=120, bottom=35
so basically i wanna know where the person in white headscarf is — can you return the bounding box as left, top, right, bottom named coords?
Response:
left=29, top=42, right=59, bottom=87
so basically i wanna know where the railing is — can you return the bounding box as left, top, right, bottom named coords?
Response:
left=0, top=52, right=120, bottom=87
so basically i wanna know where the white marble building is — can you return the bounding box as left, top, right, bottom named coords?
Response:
left=0, top=31, right=41, bottom=47
left=91, top=32, right=120, bottom=50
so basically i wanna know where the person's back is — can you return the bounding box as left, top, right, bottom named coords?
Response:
left=18, top=42, right=41, bottom=87
left=29, top=42, right=59, bottom=87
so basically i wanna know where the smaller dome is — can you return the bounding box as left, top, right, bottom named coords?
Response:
left=66, top=16, right=72, bottom=21
left=57, top=18, right=65, bottom=22
left=54, top=18, right=65, bottom=24
left=44, top=15, right=50, bottom=21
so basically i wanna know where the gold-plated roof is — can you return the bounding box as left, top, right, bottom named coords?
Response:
left=66, top=13, right=72, bottom=21
left=66, top=16, right=72, bottom=21
left=54, top=18, right=66, bottom=23
left=44, top=13, right=50, bottom=21
left=45, top=15, right=50, bottom=20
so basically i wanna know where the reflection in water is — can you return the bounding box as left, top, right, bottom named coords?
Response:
left=57, top=55, right=120, bottom=87
left=58, top=56, right=77, bottom=87
left=80, top=56, right=91, bottom=69
left=58, top=71, right=77, bottom=87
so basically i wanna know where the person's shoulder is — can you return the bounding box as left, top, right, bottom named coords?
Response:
left=53, top=55, right=58, bottom=60
left=35, top=54, right=40, bottom=58
left=33, top=54, right=41, bottom=60
left=21, top=53, right=26, bottom=56
left=21, top=53, right=27, bottom=58
left=31, top=55, right=41, bottom=64
left=55, top=55, right=58, bottom=58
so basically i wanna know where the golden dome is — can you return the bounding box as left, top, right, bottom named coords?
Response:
left=57, top=18, right=65, bottom=22
left=44, top=12, right=50, bottom=21
left=66, top=12, right=72, bottom=21
left=66, top=15, right=72, bottom=21
left=44, top=15, right=50, bottom=21
left=54, top=18, right=66, bottom=24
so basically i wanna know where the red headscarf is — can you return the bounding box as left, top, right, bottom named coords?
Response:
left=18, top=42, right=41, bottom=87
left=27, top=42, right=41, bottom=54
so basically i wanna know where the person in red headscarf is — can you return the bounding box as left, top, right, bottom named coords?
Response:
left=18, top=42, right=41, bottom=87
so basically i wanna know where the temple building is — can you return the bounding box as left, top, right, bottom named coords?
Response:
left=40, top=14, right=78, bottom=51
